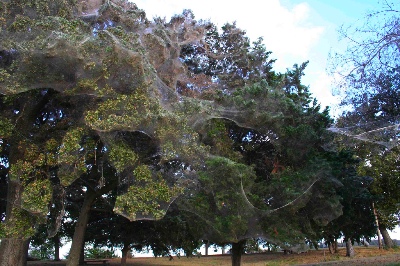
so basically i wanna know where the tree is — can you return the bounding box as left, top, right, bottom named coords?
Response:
left=358, top=147, right=400, bottom=248
left=329, top=1, right=400, bottom=94
left=329, top=1, right=400, bottom=248
left=322, top=150, right=376, bottom=256
left=0, top=2, right=342, bottom=266
left=179, top=22, right=279, bottom=96
left=176, top=74, right=341, bottom=266
left=0, top=89, right=82, bottom=266
left=29, top=224, right=66, bottom=261
left=0, top=1, right=204, bottom=264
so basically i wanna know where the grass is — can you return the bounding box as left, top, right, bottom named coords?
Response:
left=28, top=246, right=400, bottom=266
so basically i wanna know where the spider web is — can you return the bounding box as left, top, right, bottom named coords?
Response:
left=328, top=116, right=400, bottom=149
left=0, top=0, right=342, bottom=250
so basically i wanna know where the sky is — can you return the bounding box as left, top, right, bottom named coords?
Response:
left=131, top=0, right=379, bottom=115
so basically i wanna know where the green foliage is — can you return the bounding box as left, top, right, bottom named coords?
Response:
left=114, top=165, right=183, bottom=221
left=58, top=128, right=87, bottom=186
left=1, top=208, right=37, bottom=239
left=319, top=150, right=376, bottom=244
left=0, top=2, right=342, bottom=263
left=21, top=178, right=52, bottom=215
left=181, top=157, right=257, bottom=242
left=203, top=119, right=242, bottom=161
left=85, top=92, right=161, bottom=131
left=29, top=240, right=55, bottom=260
left=358, top=147, right=400, bottom=230
left=84, top=246, right=117, bottom=259
left=108, top=142, right=138, bottom=173
left=0, top=118, right=13, bottom=138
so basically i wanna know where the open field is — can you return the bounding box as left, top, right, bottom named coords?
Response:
left=28, top=246, right=400, bottom=265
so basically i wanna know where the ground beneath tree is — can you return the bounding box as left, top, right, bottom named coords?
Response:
left=28, top=247, right=400, bottom=265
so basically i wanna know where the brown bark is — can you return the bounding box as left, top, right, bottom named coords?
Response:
left=345, top=238, right=355, bottom=257
left=373, top=203, right=383, bottom=249
left=204, top=240, right=209, bottom=256
left=0, top=90, right=51, bottom=266
left=66, top=189, right=98, bottom=266
left=231, top=240, right=246, bottom=266
left=328, top=243, right=334, bottom=254
left=80, top=244, right=85, bottom=265
left=380, top=226, right=394, bottom=248
left=121, top=243, right=132, bottom=266
left=0, top=181, right=30, bottom=266
left=53, top=235, right=60, bottom=261
left=334, top=239, right=338, bottom=253
left=0, top=238, right=29, bottom=266
left=327, top=238, right=337, bottom=254
left=66, top=180, right=116, bottom=266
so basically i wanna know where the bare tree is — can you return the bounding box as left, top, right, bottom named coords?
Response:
left=329, top=1, right=400, bottom=96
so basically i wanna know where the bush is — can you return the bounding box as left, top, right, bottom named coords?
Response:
left=84, top=246, right=117, bottom=259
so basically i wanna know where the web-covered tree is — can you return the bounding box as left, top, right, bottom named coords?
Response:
left=0, top=1, right=342, bottom=266
left=0, top=1, right=203, bottom=264
left=0, top=88, right=92, bottom=265
left=176, top=76, right=343, bottom=266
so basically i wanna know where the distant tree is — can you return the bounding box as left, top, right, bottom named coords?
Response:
left=330, top=1, right=400, bottom=249
left=29, top=224, right=67, bottom=261
left=179, top=22, right=280, bottom=96
left=329, top=1, right=400, bottom=94
left=358, top=147, right=400, bottom=248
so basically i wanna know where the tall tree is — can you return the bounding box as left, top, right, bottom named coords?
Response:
left=330, top=1, right=400, bottom=247
left=358, top=147, right=400, bottom=248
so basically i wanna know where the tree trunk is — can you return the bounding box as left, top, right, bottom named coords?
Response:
left=121, top=243, right=131, bottom=266
left=0, top=85, right=52, bottom=266
left=328, top=243, right=334, bottom=254
left=53, top=235, right=60, bottom=261
left=80, top=243, right=85, bottom=265
left=372, top=203, right=383, bottom=249
left=345, top=238, right=355, bottom=257
left=0, top=181, right=31, bottom=266
left=66, top=179, right=115, bottom=266
left=380, top=226, right=394, bottom=248
left=231, top=240, right=245, bottom=266
left=204, top=240, right=209, bottom=256
left=0, top=92, right=58, bottom=265
left=334, top=239, right=338, bottom=253
left=66, top=189, right=97, bottom=266
left=0, top=238, right=29, bottom=266
left=312, top=241, right=318, bottom=250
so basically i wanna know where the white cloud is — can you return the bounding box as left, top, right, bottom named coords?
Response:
left=132, top=0, right=333, bottom=107
left=307, top=71, right=339, bottom=109
left=133, top=0, right=324, bottom=72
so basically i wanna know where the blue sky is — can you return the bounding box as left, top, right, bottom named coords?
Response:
left=132, top=0, right=382, bottom=115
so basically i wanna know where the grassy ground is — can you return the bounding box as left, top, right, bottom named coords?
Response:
left=28, top=246, right=400, bottom=265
